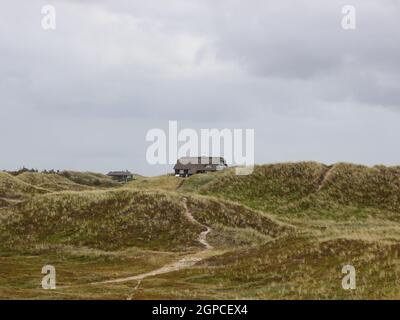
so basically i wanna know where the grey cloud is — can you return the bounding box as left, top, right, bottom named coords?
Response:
left=0, top=0, right=400, bottom=175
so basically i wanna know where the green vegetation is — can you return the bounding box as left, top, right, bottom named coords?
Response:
left=179, top=171, right=225, bottom=193
left=319, top=163, right=400, bottom=212
left=0, top=189, right=204, bottom=251
left=17, top=172, right=93, bottom=192
left=126, top=174, right=183, bottom=191
left=0, top=246, right=179, bottom=299
left=186, top=195, right=293, bottom=245
left=196, top=162, right=400, bottom=221
left=135, top=236, right=400, bottom=299
left=1, top=162, right=400, bottom=299
left=0, top=172, right=48, bottom=199
left=60, top=171, right=120, bottom=188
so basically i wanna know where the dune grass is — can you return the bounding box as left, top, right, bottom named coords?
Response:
left=2, top=162, right=400, bottom=299
left=198, top=162, right=400, bottom=222
left=59, top=171, right=120, bottom=188
left=130, top=235, right=400, bottom=299
left=126, top=175, right=183, bottom=191
left=0, top=245, right=180, bottom=299
left=0, top=189, right=206, bottom=252
left=17, top=172, right=93, bottom=192
left=0, top=172, right=49, bottom=200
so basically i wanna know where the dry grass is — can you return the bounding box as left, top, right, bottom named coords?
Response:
left=60, top=171, right=120, bottom=188
left=2, top=162, right=400, bottom=299
left=0, top=245, right=180, bottom=299
left=199, top=162, right=400, bottom=221
left=186, top=195, right=293, bottom=243
left=0, top=189, right=205, bottom=251
left=0, top=172, right=48, bottom=200
left=319, top=163, right=400, bottom=212
left=131, top=235, right=400, bottom=299
left=17, top=172, right=93, bottom=192
left=126, top=175, right=183, bottom=191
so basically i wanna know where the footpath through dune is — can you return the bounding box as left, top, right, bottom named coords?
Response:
left=61, top=197, right=214, bottom=294
left=181, top=197, right=213, bottom=250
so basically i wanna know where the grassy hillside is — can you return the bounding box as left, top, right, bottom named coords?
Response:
left=198, top=236, right=400, bottom=299
left=17, top=172, right=93, bottom=192
left=186, top=195, right=293, bottom=247
left=203, top=162, right=324, bottom=197
left=0, top=198, right=10, bottom=208
left=127, top=175, right=183, bottom=191
left=2, top=162, right=400, bottom=299
left=179, top=171, right=226, bottom=193
left=195, top=162, right=400, bottom=221
left=0, top=189, right=204, bottom=251
left=320, top=163, right=400, bottom=212
left=0, top=188, right=287, bottom=252
left=60, top=171, right=120, bottom=188
left=0, top=172, right=48, bottom=200
left=0, top=246, right=180, bottom=299
left=136, top=235, right=400, bottom=299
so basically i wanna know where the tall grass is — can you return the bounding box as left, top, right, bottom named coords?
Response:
left=0, top=172, right=48, bottom=199
left=0, top=189, right=204, bottom=251
left=200, top=162, right=400, bottom=219
left=17, top=172, right=93, bottom=192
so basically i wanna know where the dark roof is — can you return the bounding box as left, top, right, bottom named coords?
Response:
left=174, top=157, right=227, bottom=173
left=176, top=157, right=226, bottom=165
left=107, top=171, right=133, bottom=177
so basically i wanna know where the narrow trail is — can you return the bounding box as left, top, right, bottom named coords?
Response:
left=60, top=197, right=214, bottom=295
left=91, top=255, right=203, bottom=286
left=182, top=197, right=213, bottom=250
left=0, top=197, right=23, bottom=208
left=126, top=280, right=142, bottom=300
left=317, top=165, right=334, bottom=192
left=176, top=178, right=186, bottom=190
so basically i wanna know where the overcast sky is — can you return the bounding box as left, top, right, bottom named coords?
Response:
left=1, top=0, right=400, bottom=175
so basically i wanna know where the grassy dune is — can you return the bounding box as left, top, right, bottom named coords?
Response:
left=60, top=171, right=120, bottom=188
left=0, top=172, right=48, bottom=200
left=17, top=172, right=93, bottom=192
left=135, top=236, right=400, bottom=299
left=179, top=172, right=225, bottom=193
left=186, top=195, right=293, bottom=247
left=127, top=175, right=183, bottom=191
left=0, top=189, right=204, bottom=251
left=0, top=198, right=11, bottom=208
left=0, top=187, right=285, bottom=252
left=201, top=162, right=325, bottom=200
left=320, top=163, right=400, bottom=212
left=197, top=162, right=400, bottom=221
left=0, top=246, right=180, bottom=299
left=1, top=162, right=400, bottom=299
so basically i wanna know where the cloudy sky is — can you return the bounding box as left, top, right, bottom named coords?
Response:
left=1, top=0, right=400, bottom=175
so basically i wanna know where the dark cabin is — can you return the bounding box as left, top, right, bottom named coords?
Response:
left=174, top=157, right=227, bottom=177
left=107, top=171, right=134, bottom=182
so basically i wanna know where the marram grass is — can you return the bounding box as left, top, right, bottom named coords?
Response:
left=1, top=162, right=400, bottom=299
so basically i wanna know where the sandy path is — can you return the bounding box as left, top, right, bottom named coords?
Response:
left=61, top=197, right=213, bottom=291
left=317, top=165, right=334, bottom=191
left=182, top=197, right=213, bottom=250
left=96, top=255, right=203, bottom=285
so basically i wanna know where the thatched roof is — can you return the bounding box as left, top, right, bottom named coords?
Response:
left=174, top=157, right=227, bottom=174
left=107, top=171, right=133, bottom=177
